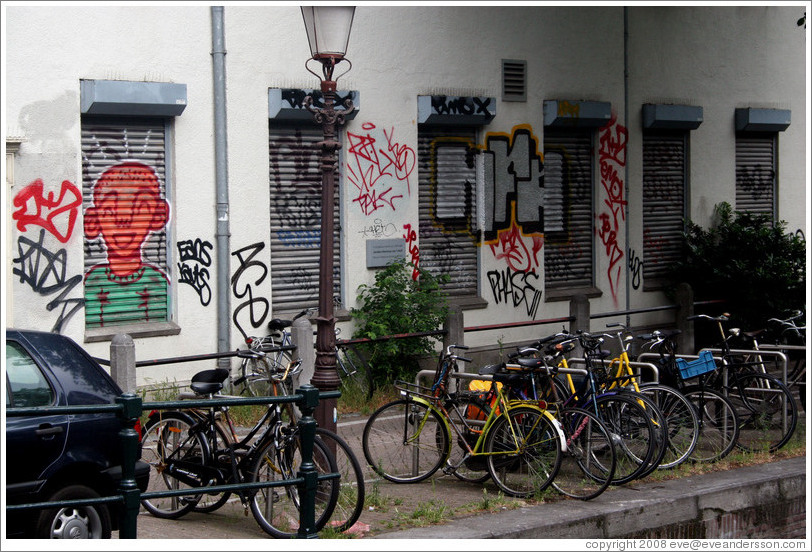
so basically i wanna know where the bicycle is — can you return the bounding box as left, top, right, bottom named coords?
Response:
left=232, top=308, right=311, bottom=397
left=527, top=330, right=660, bottom=485
left=691, top=313, right=798, bottom=453
left=638, top=328, right=740, bottom=463
left=140, top=356, right=365, bottom=537
left=490, top=338, right=618, bottom=500
left=362, top=344, right=563, bottom=498
left=597, top=323, right=700, bottom=470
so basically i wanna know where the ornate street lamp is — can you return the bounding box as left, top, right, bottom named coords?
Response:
left=301, top=6, right=355, bottom=431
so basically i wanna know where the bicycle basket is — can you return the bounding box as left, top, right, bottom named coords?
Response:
left=675, top=350, right=717, bottom=380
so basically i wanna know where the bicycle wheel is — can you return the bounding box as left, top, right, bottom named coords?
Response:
left=616, top=390, right=668, bottom=479
left=249, top=434, right=339, bottom=538
left=638, top=384, right=700, bottom=469
left=484, top=406, right=562, bottom=498
left=682, top=386, right=740, bottom=463
left=443, top=393, right=491, bottom=483
left=592, top=393, right=656, bottom=485
left=362, top=399, right=449, bottom=483
left=727, top=372, right=798, bottom=452
left=313, top=428, right=365, bottom=534
left=140, top=412, right=208, bottom=519
left=192, top=418, right=235, bottom=513
left=336, top=346, right=370, bottom=398
left=552, top=407, right=616, bottom=500
left=244, top=357, right=274, bottom=397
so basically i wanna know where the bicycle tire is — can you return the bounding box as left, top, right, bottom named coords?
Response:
left=592, top=393, right=657, bottom=485
left=638, top=384, right=700, bottom=469
left=484, top=406, right=562, bottom=498
left=249, top=433, right=339, bottom=538
left=443, top=393, right=492, bottom=483
left=615, top=390, right=669, bottom=478
left=140, top=411, right=209, bottom=519
left=192, top=417, right=236, bottom=513
left=362, top=399, right=449, bottom=484
left=726, top=372, right=798, bottom=452
left=681, top=385, right=740, bottom=463
left=312, top=427, right=366, bottom=534
left=552, top=407, right=616, bottom=500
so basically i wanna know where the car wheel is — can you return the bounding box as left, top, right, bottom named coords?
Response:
left=35, top=484, right=112, bottom=539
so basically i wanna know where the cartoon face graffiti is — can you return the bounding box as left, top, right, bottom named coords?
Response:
left=83, top=162, right=170, bottom=327
left=84, top=162, right=170, bottom=277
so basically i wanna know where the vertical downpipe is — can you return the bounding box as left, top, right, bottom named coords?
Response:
left=212, top=7, right=232, bottom=369
left=624, top=7, right=631, bottom=328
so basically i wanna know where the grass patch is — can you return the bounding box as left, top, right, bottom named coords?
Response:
left=337, top=380, right=399, bottom=416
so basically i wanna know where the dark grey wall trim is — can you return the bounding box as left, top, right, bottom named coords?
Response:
left=543, top=100, right=612, bottom=128
left=417, top=95, right=496, bottom=126
left=735, top=108, right=791, bottom=132
left=268, top=88, right=359, bottom=120
left=642, top=104, right=703, bottom=130
left=80, top=80, right=187, bottom=117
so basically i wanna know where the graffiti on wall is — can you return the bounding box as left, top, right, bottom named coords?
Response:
left=231, top=242, right=269, bottom=341
left=482, top=125, right=545, bottom=241
left=83, top=162, right=170, bottom=327
left=347, top=122, right=415, bottom=216
left=12, top=179, right=82, bottom=243
left=11, top=179, right=86, bottom=333
left=628, top=247, right=642, bottom=290
left=486, top=268, right=542, bottom=318
left=597, top=113, right=628, bottom=305
left=178, top=238, right=213, bottom=306
left=430, top=96, right=494, bottom=118
left=403, top=223, right=420, bottom=280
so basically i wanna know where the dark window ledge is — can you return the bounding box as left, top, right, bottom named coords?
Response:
left=545, top=286, right=602, bottom=303
left=85, top=321, right=181, bottom=343
left=449, top=295, right=489, bottom=310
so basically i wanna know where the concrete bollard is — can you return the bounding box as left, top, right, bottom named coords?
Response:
left=110, top=333, right=136, bottom=394
left=291, top=316, right=316, bottom=389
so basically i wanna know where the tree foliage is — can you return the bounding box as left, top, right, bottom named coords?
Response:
left=350, top=259, right=449, bottom=389
left=670, top=202, right=806, bottom=330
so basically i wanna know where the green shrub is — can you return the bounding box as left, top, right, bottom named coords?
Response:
left=671, top=202, right=806, bottom=330
left=350, top=259, right=449, bottom=390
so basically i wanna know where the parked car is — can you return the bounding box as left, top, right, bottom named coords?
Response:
left=5, top=329, right=150, bottom=538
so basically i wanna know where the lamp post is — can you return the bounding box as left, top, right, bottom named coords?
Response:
left=301, top=6, right=355, bottom=432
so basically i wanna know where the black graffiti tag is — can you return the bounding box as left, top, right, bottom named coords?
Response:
left=230, top=242, right=269, bottom=341
left=177, top=238, right=213, bottom=306
left=486, top=268, right=542, bottom=318
left=12, top=229, right=85, bottom=333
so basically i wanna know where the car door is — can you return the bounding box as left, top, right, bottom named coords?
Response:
left=5, top=338, right=69, bottom=496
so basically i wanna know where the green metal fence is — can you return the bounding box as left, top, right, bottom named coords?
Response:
left=6, top=384, right=339, bottom=539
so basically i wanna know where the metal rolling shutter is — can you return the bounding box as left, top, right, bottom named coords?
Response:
left=417, top=127, right=479, bottom=298
left=81, top=117, right=169, bottom=328
left=736, top=134, right=776, bottom=218
left=269, top=125, right=341, bottom=313
left=642, top=132, right=687, bottom=280
left=543, top=130, right=594, bottom=290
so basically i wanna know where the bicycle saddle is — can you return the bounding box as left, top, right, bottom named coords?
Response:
left=267, top=318, right=293, bottom=331
left=190, top=368, right=230, bottom=395
left=478, top=363, right=504, bottom=376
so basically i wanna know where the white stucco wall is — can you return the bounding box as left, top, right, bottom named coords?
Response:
left=4, top=5, right=807, bottom=386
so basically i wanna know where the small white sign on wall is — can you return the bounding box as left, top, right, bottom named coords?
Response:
left=366, top=239, right=405, bottom=268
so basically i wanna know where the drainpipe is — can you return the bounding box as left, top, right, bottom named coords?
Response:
left=212, top=6, right=231, bottom=369
left=624, top=6, right=631, bottom=328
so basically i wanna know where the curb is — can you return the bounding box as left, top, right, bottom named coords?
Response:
left=371, top=456, right=807, bottom=539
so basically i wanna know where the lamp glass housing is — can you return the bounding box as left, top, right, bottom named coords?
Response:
left=301, top=6, right=355, bottom=58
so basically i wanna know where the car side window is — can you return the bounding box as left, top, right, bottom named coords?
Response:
left=6, top=341, right=55, bottom=408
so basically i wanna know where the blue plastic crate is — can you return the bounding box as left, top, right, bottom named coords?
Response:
left=675, top=350, right=717, bottom=380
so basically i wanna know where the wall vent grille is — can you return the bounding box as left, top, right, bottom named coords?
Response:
left=502, top=59, right=527, bottom=102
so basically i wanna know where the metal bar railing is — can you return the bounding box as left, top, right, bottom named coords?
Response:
left=6, top=385, right=339, bottom=539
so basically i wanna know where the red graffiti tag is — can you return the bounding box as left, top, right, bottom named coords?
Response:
left=403, top=223, right=420, bottom=280
left=598, top=113, right=628, bottom=305
left=347, top=123, right=414, bottom=216
left=488, top=213, right=543, bottom=274
left=12, top=179, right=82, bottom=243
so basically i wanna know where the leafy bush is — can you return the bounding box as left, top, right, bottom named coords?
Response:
left=671, top=202, right=806, bottom=330
left=350, top=259, right=449, bottom=390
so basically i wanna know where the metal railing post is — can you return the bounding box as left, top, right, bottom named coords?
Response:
left=296, top=384, right=320, bottom=539
left=115, top=393, right=143, bottom=539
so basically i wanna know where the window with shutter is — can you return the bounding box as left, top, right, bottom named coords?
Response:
left=81, top=117, right=171, bottom=329
left=417, top=127, right=480, bottom=299
left=543, top=129, right=594, bottom=291
left=642, top=131, right=687, bottom=283
left=269, top=124, right=341, bottom=314
left=735, top=134, right=776, bottom=219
